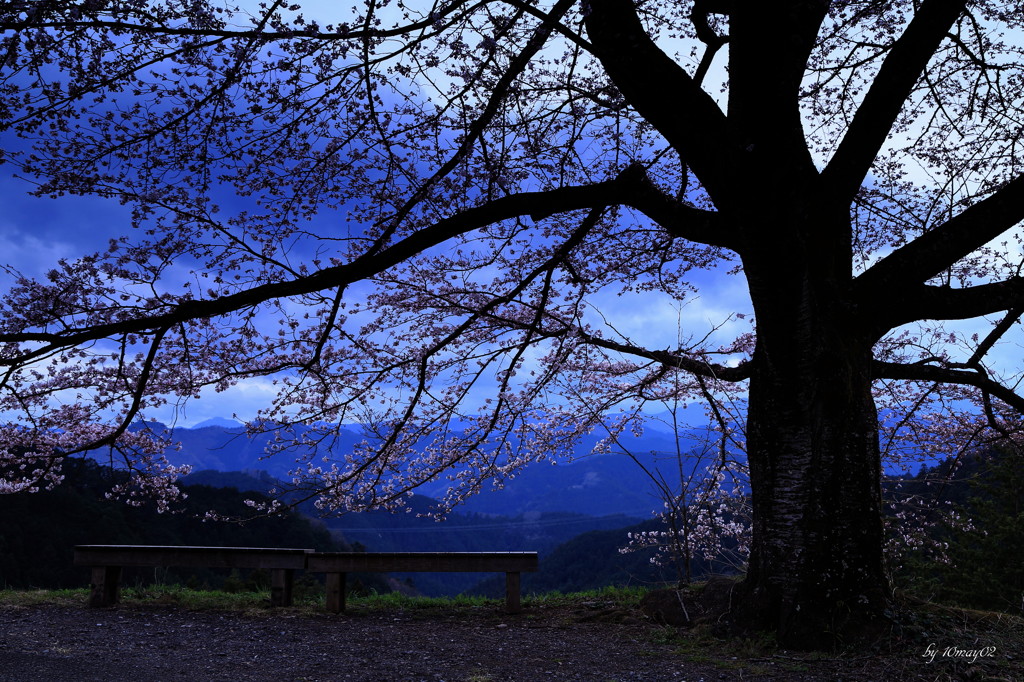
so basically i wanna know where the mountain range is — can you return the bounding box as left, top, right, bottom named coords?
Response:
left=107, top=417, right=741, bottom=596
left=129, top=417, right=719, bottom=518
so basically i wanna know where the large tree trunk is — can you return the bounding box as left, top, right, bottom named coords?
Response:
left=736, top=231, right=889, bottom=648
left=742, top=341, right=887, bottom=647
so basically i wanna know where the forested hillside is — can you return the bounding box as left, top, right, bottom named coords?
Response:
left=0, top=460, right=344, bottom=590
left=1, top=462, right=654, bottom=597
left=888, top=449, right=1024, bottom=615
left=131, top=420, right=694, bottom=518
left=183, top=469, right=650, bottom=596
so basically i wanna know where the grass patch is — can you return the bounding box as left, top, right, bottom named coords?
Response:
left=349, top=591, right=495, bottom=611
left=0, top=587, right=89, bottom=607
left=525, top=584, right=648, bottom=608
left=0, top=584, right=310, bottom=613
left=122, top=583, right=280, bottom=610
left=0, top=583, right=648, bottom=617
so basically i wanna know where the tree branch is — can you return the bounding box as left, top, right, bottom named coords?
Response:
left=60, top=326, right=170, bottom=457
left=879, top=278, right=1024, bottom=329
left=967, top=307, right=1024, bottom=367
left=821, top=0, right=967, bottom=202
left=873, top=359, right=1024, bottom=414
left=577, top=334, right=752, bottom=383
left=616, top=165, right=736, bottom=251
left=584, top=0, right=731, bottom=203
left=367, top=0, right=577, bottom=256
left=1, top=171, right=715, bottom=358
left=690, top=0, right=731, bottom=86
left=727, top=2, right=828, bottom=173
left=856, top=172, right=1024, bottom=323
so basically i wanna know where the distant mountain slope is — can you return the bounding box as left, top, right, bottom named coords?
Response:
left=192, top=417, right=245, bottom=429
left=142, top=418, right=708, bottom=518
left=129, top=420, right=367, bottom=479
left=182, top=468, right=652, bottom=597
left=471, top=516, right=743, bottom=598
left=416, top=453, right=667, bottom=517
left=181, top=469, right=280, bottom=493
left=0, top=460, right=348, bottom=590
left=471, top=518, right=675, bottom=597
left=333, top=505, right=647, bottom=597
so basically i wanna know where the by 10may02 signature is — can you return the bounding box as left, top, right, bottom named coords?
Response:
left=922, top=643, right=997, bottom=664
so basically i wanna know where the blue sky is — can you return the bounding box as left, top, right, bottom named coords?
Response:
left=0, top=183, right=128, bottom=274
left=1, top=155, right=1018, bottom=435
left=0, top=169, right=754, bottom=427
left=2, top=2, right=1021, bottom=436
left=0, top=173, right=275, bottom=425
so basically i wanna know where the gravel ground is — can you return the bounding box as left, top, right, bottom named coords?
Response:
left=0, top=601, right=1018, bottom=681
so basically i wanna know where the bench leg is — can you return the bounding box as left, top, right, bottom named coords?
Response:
left=505, top=571, right=521, bottom=614
left=89, top=566, right=122, bottom=607
left=325, top=572, right=346, bottom=613
left=271, top=568, right=295, bottom=607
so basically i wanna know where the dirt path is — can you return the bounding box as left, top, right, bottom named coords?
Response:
left=0, top=602, right=1014, bottom=681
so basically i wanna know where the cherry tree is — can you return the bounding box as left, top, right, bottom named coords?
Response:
left=4, top=0, right=1024, bottom=646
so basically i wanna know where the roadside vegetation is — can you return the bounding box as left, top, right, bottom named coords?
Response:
left=0, top=583, right=645, bottom=613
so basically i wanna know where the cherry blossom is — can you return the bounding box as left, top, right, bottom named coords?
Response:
left=3, top=0, right=1024, bottom=646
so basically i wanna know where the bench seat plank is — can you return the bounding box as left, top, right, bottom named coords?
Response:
left=74, top=545, right=311, bottom=569
left=307, top=551, right=538, bottom=614
left=306, top=551, right=538, bottom=573
left=74, top=546, right=539, bottom=614
left=74, top=545, right=313, bottom=608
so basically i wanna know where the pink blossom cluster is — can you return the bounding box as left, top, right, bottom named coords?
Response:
left=1, top=0, right=1023, bottom=547
left=621, top=462, right=751, bottom=579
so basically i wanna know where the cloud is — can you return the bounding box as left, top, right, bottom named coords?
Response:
left=146, top=378, right=284, bottom=428
left=584, top=266, right=753, bottom=352
left=0, top=175, right=133, bottom=280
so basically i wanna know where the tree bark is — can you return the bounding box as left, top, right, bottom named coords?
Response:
left=585, top=8, right=891, bottom=645
left=736, top=223, right=889, bottom=647
left=742, top=342, right=887, bottom=647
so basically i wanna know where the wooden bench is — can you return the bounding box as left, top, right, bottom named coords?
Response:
left=306, top=551, right=539, bottom=613
left=74, top=545, right=313, bottom=607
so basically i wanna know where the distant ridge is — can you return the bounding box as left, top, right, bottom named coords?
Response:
left=191, top=417, right=245, bottom=430
left=121, top=416, right=739, bottom=517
